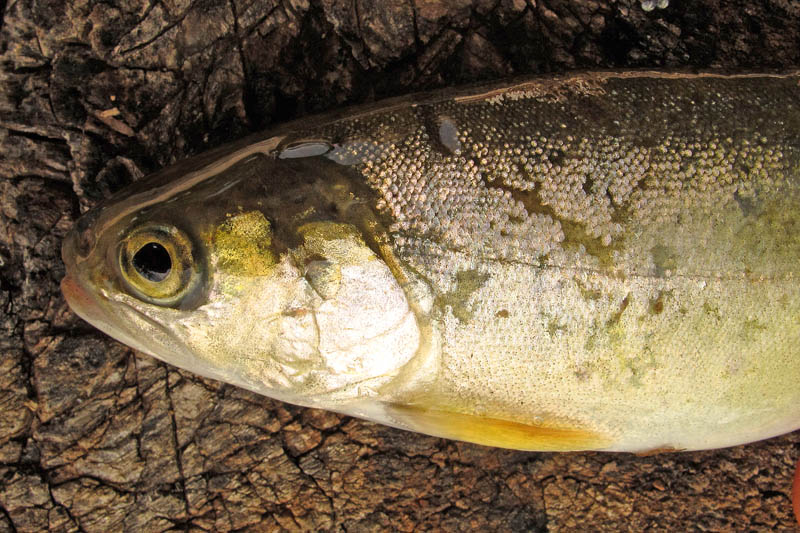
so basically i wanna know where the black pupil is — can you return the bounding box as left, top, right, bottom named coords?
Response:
left=132, top=242, right=172, bottom=282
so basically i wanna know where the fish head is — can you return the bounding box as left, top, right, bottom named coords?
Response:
left=62, top=147, right=421, bottom=406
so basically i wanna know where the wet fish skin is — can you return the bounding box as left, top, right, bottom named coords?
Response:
left=62, top=72, right=800, bottom=453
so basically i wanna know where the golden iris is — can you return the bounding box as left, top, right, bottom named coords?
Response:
left=118, top=224, right=198, bottom=306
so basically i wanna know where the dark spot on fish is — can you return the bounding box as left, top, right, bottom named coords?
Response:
left=702, top=302, right=721, bottom=321
left=547, top=317, right=567, bottom=336
left=608, top=294, right=630, bottom=326
left=537, top=252, right=550, bottom=266
left=574, top=367, right=590, bottom=381
left=576, top=279, right=602, bottom=301
left=605, top=187, right=616, bottom=206
left=733, top=189, right=757, bottom=217
left=651, top=244, right=677, bottom=277
left=549, top=148, right=565, bottom=166
left=303, top=253, right=327, bottom=266
left=582, top=176, right=595, bottom=195
left=436, top=269, right=490, bottom=323
left=740, top=317, right=767, bottom=343
left=584, top=324, right=598, bottom=352
left=651, top=298, right=663, bottom=314
left=734, top=160, right=752, bottom=176
left=283, top=308, right=310, bottom=318
left=496, top=309, right=509, bottom=318
left=648, top=290, right=671, bottom=315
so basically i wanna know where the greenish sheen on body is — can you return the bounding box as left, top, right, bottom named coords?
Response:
left=62, top=71, right=800, bottom=453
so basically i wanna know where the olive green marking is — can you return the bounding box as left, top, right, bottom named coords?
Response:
left=651, top=244, right=678, bottom=278
left=702, top=302, right=722, bottom=322
left=733, top=194, right=800, bottom=274
left=546, top=316, right=568, bottom=337
left=739, top=318, right=767, bottom=344
left=575, top=279, right=603, bottom=302
left=648, top=290, right=672, bottom=315
left=213, top=211, right=276, bottom=276
left=608, top=294, right=630, bottom=326
left=581, top=293, right=645, bottom=386
left=436, top=269, right=490, bottom=323
left=560, top=220, right=622, bottom=268
left=482, top=178, right=623, bottom=267
left=297, top=221, right=376, bottom=265
left=299, top=221, right=365, bottom=242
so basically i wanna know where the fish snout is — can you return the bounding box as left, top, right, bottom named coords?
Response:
left=61, top=274, right=107, bottom=327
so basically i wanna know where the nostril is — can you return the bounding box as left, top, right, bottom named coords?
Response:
left=75, top=210, right=93, bottom=234
left=77, top=226, right=96, bottom=257
left=62, top=220, right=96, bottom=267
left=73, top=209, right=99, bottom=258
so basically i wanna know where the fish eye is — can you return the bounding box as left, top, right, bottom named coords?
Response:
left=133, top=242, right=172, bottom=281
left=118, top=224, right=199, bottom=306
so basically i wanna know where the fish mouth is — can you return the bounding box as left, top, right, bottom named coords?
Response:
left=61, top=275, right=98, bottom=320
left=61, top=223, right=102, bottom=324
left=61, top=271, right=171, bottom=362
left=60, top=274, right=120, bottom=338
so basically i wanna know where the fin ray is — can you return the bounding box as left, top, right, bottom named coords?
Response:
left=385, top=401, right=610, bottom=452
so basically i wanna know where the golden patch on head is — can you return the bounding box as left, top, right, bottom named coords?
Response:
left=213, top=211, right=276, bottom=276
left=297, top=221, right=376, bottom=265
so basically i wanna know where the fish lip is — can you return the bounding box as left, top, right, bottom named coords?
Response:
left=61, top=226, right=89, bottom=315
left=61, top=274, right=109, bottom=329
left=61, top=269, right=160, bottom=358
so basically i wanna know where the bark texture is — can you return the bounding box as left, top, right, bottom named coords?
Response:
left=2, top=0, right=800, bottom=531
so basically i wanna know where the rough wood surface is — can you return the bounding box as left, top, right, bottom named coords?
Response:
left=2, top=1, right=800, bottom=531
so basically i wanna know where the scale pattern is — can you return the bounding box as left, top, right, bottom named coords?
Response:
left=319, top=75, right=800, bottom=278
left=308, top=74, right=800, bottom=450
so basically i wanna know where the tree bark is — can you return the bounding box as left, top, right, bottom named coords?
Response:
left=1, top=0, right=799, bottom=531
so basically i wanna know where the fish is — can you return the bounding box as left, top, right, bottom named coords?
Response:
left=61, top=71, right=800, bottom=460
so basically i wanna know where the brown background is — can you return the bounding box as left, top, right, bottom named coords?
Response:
left=2, top=0, right=800, bottom=531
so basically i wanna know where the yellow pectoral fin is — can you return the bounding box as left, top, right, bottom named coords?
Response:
left=385, top=402, right=611, bottom=452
